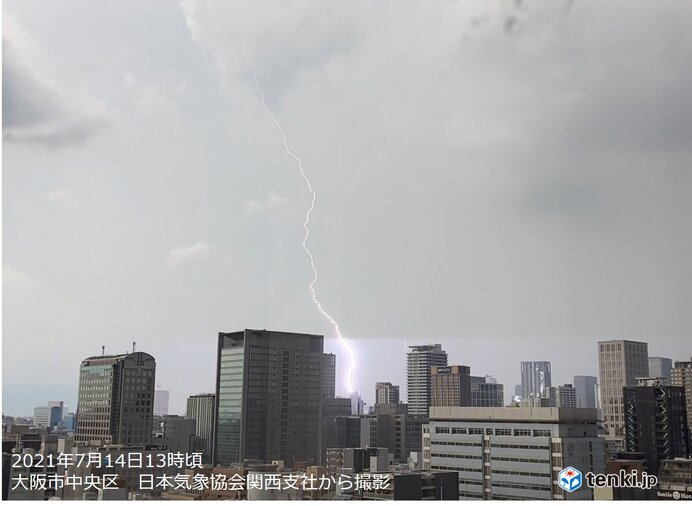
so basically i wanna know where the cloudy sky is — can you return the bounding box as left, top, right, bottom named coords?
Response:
left=3, top=0, right=691, bottom=415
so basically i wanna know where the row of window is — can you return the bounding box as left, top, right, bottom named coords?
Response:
left=434, top=426, right=552, bottom=437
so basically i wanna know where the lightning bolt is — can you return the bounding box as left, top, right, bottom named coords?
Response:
left=239, top=34, right=357, bottom=394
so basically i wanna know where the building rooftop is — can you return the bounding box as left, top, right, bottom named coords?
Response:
left=429, top=406, right=599, bottom=422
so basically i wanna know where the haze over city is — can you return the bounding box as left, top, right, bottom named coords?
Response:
left=3, top=0, right=691, bottom=416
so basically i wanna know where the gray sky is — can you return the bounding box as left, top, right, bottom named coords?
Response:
left=3, top=0, right=691, bottom=416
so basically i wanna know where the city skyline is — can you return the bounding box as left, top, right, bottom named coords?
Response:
left=3, top=334, right=688, bottom=417
left=4, top=1, right=692, bottom=418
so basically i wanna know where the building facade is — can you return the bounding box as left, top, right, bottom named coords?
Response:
left=470, top=376, right=504, bottom=407
left=520, top=361, right=552, bottom=400
left=186, top=393, right=216, bottom=464
left=431, top=365, right=471, bottom=407
left=407, top=344, right=448, bottom=415
left=546, top=384, right=577, bottom=408
left=214, top=329, right=323, bottom=466
left=573, top=375, right=597, bottom=409
left=321, top=353, right=336, bottom=399
left=648, top=357, right=673, bottom=383
left=623, top=378, right=689, bottom=474
left=75, top=352, right=156, bottom=446
left=375, top=382, right=400, bottom=405
left=427, top=406, right=605, bottom=500
left=598, top=340, right=649, bottom=437
left=671, top=359, right=692, bottom=447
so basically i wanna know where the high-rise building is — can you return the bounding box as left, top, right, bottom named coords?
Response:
left=546, top=384, right=577, bottom=408
left=648, top=357, right=672, bottom=383
left=186, top=394, right=216, bottom=464
left=407, top=344, right=448, bottom=415
left=573, top=375, right=598, bottom=408
left=671, top=358, right=692, bottom=444
left=214, top=329, right=323, bottom=466
left=154, top=385, right=170, bottom=416
left=520, top=361, right=552, bottom=399
left=624, top=378, right=689, bottom=475
left=427, top=406, right=605, bottom=500
left=598, top=340, right=649, bottom=437
left=431, top=366, right=471, bottom=407
left=322, top=353, right=336, bottom=399
left=350, top=393, right=365, bottom=415
left=470, top=376, right=504, bottom=407
left=75, top=352, right=156, bottom=446
left=375, top=382, right=400, bottom=405
left=361, top=406, right=426, bottom=463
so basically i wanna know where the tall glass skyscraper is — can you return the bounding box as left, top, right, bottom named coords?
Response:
left=215, top=329, right=323, bottom=466
left=520, top=361, right=552, bottom=399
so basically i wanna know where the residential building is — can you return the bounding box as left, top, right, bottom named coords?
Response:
left=546, top=384, right=577, bottom=408
left=598, top=340, right=649, bottom=437
left=75, top=351, right=156, bottom=446
left=431, top=365, right=471, bottom=407
left=427, top=406, right=605, bottom=500
left=656, top=459, right=692, bottom=500
left=671, top=359, right=692, bottom=447
left=214, top=329, right=323, bottom=466
left=624, top=377, right=689, bottom=475
left=407, top=344, right=448, bottom=415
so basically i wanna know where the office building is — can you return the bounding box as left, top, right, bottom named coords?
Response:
left=186, top=393, right=216, bottom=464
left=649, top=357, right=673, bottom=383
left=361, top=405, right=426, bottom=463
left=407, top=344, right=448, bottom=415
left=593, top=453, right=652, bottom=500
left=321, top=396, right=354, bottom=464
left=573, top=375, right=597, bottom=409
left=154, top=415, right=204, bottom=455
left=375, top=382, right=400, bottom=405
left=470, top=376, right=504, bottom=407
left=520, top=361, right=552, bottom=399
left=63, top=413, right=76, bottom=432
left=427, top=406, right=605, bottom=500
left=671, top=359, right=692, bottom=446
left=75, top=351, right=156, bottom=446
left=153, top=386, right=170, bottom=416
left=322, top=353, right=336, bottom=399
left=215, top=329, right=323, bottom=466
left=546, top=384, right=577, bottom=408
left=360, top=471, right=460, bottom=500
left=431, top=365, right=471, bottom=407
left=624, top=378, right=689, bottom=474
left=598, top=339, right=649, bottom=437
left=33, top=405, right=61, bottom=429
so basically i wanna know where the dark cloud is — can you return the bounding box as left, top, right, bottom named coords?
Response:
left=2, top=15, right=113, bottom=148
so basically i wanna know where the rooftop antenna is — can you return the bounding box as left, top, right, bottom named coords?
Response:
left=132, top=341, right=136, bottom=353
left=102, top=345, right=105, bottom=356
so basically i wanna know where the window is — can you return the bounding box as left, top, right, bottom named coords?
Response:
left=514, top=429, right=531, bottom=436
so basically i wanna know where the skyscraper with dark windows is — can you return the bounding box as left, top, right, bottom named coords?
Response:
left=520, top=361, right=552, bottom=399
left=407, top=344, right=448, bottom=415
left=75, top=351, right=156, bottom=446
left=214, top=329, right=323, bottom=466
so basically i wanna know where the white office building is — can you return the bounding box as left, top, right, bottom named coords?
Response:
left=426, top=406, right=605, bottom=500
